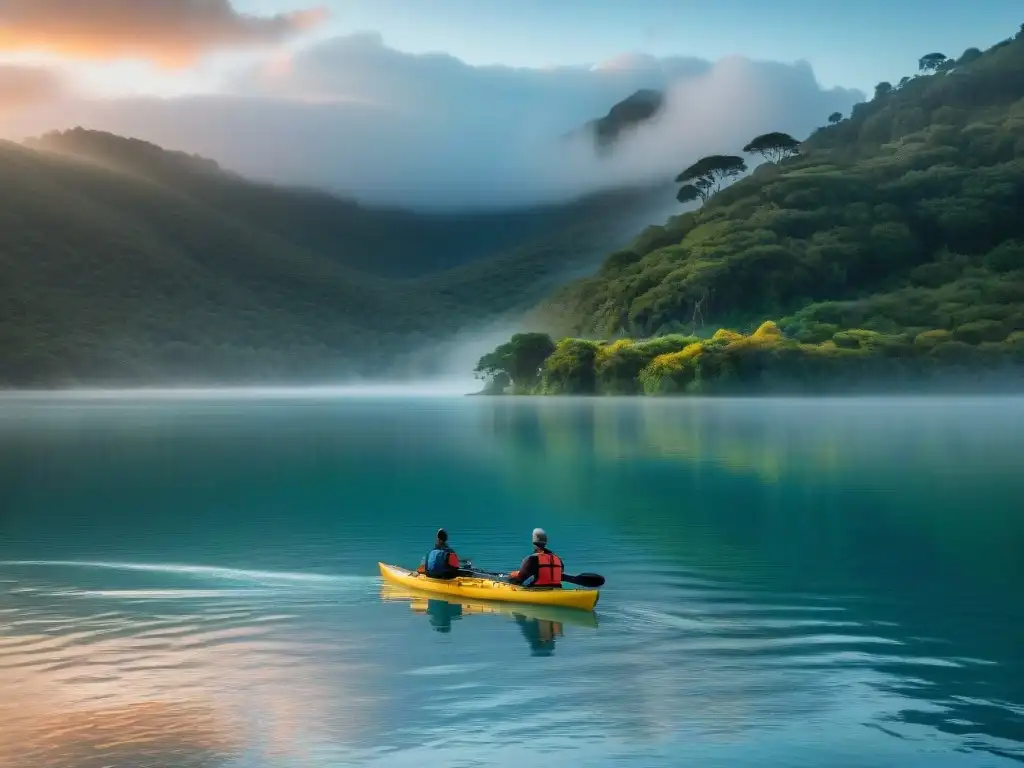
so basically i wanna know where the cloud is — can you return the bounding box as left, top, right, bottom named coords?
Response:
left=0, top=0, right=328, bottom=67
left=2, top=33, right=863, bottom=210
left=0, top=64, right=67, bottom=113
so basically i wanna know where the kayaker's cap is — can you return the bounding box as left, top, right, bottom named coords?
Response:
left=436, top=528, right=448, bottom=543
left=532, top=528, right=548, bottom=545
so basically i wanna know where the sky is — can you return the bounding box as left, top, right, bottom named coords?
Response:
left=239, top=0, right=1022, bottom=91
left=0, top=0, right=1020, bottom=210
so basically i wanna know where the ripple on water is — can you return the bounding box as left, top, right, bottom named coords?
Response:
left=0, top=559, right=385, bottom=768
left=2, top=554, right=1022, bottom=767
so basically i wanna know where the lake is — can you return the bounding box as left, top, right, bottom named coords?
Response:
left=1, top=393, right=1022, bottom=767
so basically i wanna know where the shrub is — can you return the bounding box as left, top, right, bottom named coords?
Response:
left=751, top=320, right=783, bottom=340
left=540, top=338, right=600, bottom=394
left=984, top=241, right=1024, bottom=273
left=594, top=335, right=697, bottom=394
left=954, top=319, right=1006, bottom=343
left=915, top=329, right=952, bottom=348
left=711, top=328, right=744, bottom=343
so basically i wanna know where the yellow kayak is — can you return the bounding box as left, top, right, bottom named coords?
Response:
left=377, top=562, right=600, bottom=611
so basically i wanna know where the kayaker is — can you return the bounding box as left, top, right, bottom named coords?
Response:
left=507, top=528, right=563, bottom=589
left=416, top=528, right=463, bottom=580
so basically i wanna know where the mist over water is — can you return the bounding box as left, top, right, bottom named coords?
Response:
left=1, top=395, right=1022, bottom=767
left=0, top=383, right=479, bottom=402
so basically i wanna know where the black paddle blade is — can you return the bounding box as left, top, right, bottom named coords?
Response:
left=565, top=572, right=605, bottom=588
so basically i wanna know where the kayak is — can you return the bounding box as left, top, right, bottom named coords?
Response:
left=377, top=562, right=600, bottom=611
left=378, top=563, right=600, bottom=611
left=380, top=581, right=600, bottom=628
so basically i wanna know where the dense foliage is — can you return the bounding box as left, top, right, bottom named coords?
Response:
left=474, top=332, right=556, bottom=393
left=675, top=155, right=748, bottom=205
left=742, top=132, right=801, bottom=164
left=476, top=321, right=1024, bottom=396
left=0, top=130, right=671, bottom=386
left=533, top=25, right=1024, bottom=352
left=478, top=23, right=1024, bottom=394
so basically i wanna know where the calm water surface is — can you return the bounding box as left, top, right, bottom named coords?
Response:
left=1, top=394, right=1022, bottom=767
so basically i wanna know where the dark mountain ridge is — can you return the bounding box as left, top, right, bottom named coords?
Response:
left=1, top=127, right=675, bottom=387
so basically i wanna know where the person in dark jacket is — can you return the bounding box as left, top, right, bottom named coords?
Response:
left=508, top=528, right=563, bottom=588
left=416, top=528, right=464, bottom=580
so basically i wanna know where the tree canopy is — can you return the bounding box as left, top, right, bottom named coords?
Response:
left=958, top=47, right=983, bottom=66
left=742, top=132, right=801, bottom=163
left=474, top=332, right=556, bottom=392
left=675, top=154, right=748, bottom=204
left=474, top=321, right=1024, bottom=397
left=828, top=112, right=843, bottom=124
left=918, top=52, right=949, bottom=72
left=676, top=184, right=703, bottom=205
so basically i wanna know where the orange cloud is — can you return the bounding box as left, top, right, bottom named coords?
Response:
left=0, top=65, right=66, bottom=113
left=0, top=0, right=329, bottom=68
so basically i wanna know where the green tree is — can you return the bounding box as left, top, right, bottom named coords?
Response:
left=540, top=339, right=599, bottom=394
left=874, top=81, right=893, bottom=99
left=743, top=132, right=801, bottom=163
left=474, top=332, right=555, bottom=392
left=828, top=112, right=843, bottom=124
left=676, top=184, right=703, bottom=205
left=918, top=52, right=948, bottom=72
left=479, top=371, right=511, bottom=394
left=675, top=155, right=747, bottom=204
left=958, top=47, right=983, bottom=66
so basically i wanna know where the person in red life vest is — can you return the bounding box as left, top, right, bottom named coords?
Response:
left=507, top=528, right=563, bottom=589
left=416, top=528, right=464, bottom=580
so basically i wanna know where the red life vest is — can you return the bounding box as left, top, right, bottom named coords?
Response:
left=533, top=550, right=563, bottom=587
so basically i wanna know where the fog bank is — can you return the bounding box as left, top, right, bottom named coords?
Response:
left=3, top=33, right=862, bottom=211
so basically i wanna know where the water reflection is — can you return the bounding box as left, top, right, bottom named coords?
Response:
left=0, top=700, right=236, bottom=768
left=379, top=582, right=598, bottom=656
left=477, top=397, right=1024, bottom=486
left=0, top=561, right=382, bottom=768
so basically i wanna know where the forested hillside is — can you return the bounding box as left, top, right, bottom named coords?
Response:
left=476, top=24, right=1024, bottom=395
left=1, top=130, right=672, bottom=387
left=538, top=26, right=1024, bottom=340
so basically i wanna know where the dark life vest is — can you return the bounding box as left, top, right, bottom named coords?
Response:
left=533, top=550, right=563, bottom=587
left=425, top=546, right=455, bottom=578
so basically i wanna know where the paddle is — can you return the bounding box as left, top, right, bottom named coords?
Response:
left=564, top=573, right=606, bottom=588
left=465, top=566, right=605, bottom=589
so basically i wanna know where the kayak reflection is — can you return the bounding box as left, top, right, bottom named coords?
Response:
left=513, top=613, right=560, bottom=657
left=380, top=583, right=598, bottom=656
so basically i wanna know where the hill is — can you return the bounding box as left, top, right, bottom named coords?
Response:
left=585, top=89, right=665, bottom=151
left=562, top=89, right=666, bottom=153
left=475, top=24, right=1024, bottom=395
left=0, top=130, right=674, bottom=387
left=25, top=128, right=670, bottom=280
